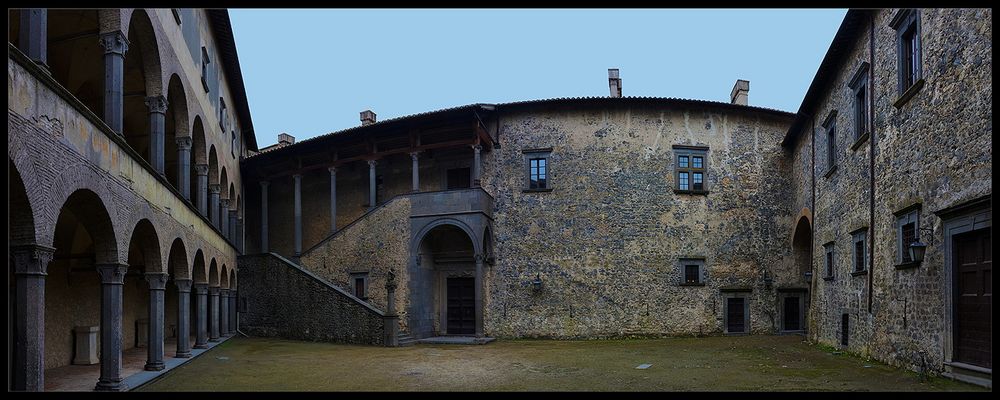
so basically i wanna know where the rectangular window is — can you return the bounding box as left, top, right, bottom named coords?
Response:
left=824, top=242, right=835, bottom=279
left=891, top=9, right=922, bottom=97
left=219, top=98, right=227, bottom=131
left=848, top=62, right=870, bottom=143
left=685, top=265, right=700, bottom=284
left=678, top=258, right=705, bottom=285
left=674, top=146, right=708, bottom=193
left=200, top=46, right=210, bottom=92
left=522, top=149, right=552, bottom=191
left=826, top=121, right=836, bottom=170
left=351, top=272, right=369, bottom=300
left=895, top=207, right=920, bottom=264
left=852, top=229, right=868, bottom=272
left=231, top=131, right=236, bottom=158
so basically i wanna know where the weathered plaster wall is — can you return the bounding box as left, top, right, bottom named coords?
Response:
left=484, top=103, right=795, bottom=338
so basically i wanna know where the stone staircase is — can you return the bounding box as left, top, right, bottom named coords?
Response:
left=397, top=332, right=416, bottom=347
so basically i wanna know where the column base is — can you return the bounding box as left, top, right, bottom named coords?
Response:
left=193, top=343, right=208, bottom=349
left=175, top=351, right=192, bottom=358
left=144, top=362, right=165, bottom=371
left=208, top=338, right=220, bottom=342
left=95, top=379, right=128, bottom=392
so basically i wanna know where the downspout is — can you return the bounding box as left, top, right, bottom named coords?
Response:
left=867, top=13, right=875, bottom=313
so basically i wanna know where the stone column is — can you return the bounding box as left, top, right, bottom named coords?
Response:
left=174, top=279, right=192, bottom=357
left=95, top=263, right=128, bottom=391
left=208, top=287, right=220, bottom=341
left=260, top=181, right=269, bottom=253
left=176, top=137, right=192, bottom=200
left=228, top=210, right=237, bottom=245
left=146, top=95, right=168, bottom=175
left=229, top=290, right=238, bottom=333
left=328, top=167, right=337, bottom=233
left=195, top=164, right=209, bottom=217
left=472, top=144, right=482, bottom=187
left=193, top=284, right=208, bottom=349
left=383, top=268, right=399, bottom=347
left=99, top=31, right=128, bottom=134
left=368, top=160, right=378, bottom=211
left=11, top=244, right=54, bottom=392
left=474, top=254, right=484, bottom=338
left=236, top=218, right=245, bottom=254
left=410, top=152, right=420, bottom=192
left=144, top=273, right=167, bottom=371
left=209, top=184, right=221, bottom=229
left=18, top=9, right=47, bottom=68
left=293, top=174, right=302, bottom=258
left=219, top=198, right=230, bottom=239
left=220, top=289, right=230, bottom=336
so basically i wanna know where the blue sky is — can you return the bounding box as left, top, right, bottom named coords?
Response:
left=230, top=9, right=847, bottom=148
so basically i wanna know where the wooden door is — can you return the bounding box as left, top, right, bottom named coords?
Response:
left=446, top=277, right=475, bottom=335
left=954, top=228, right=991, bottom=368
left=783, top=296, right=801, bottom=331
left=726, top=297, right=745, bottom=333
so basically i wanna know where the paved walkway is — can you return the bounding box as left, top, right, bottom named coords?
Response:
left=137, top=335, right=986, bottom=391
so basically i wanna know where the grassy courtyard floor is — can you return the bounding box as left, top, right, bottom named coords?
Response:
left=138, top=335, right=984, bottom=391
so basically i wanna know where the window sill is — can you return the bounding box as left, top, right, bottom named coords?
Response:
left=895, top=261, right=921, bottom=270
left=850, top=132, right=870, bottom=151
left=674, top=189, right=709, bottom=195
left=893, top=79, right=925, bottom=109
left=679, top=282, right=706, bottom=287
left=522, top=188, right=553, bottom=193
left=850, top=270, right=868, bottom=277
left=822, top=276, right=835, bottom=281
left=823, top=165, right=838, bottom=179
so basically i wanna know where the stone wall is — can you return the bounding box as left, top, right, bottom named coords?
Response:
left=238, top=253, right=385, bottom=345
left=484, top=103, right=795, bottom=338
left=796, top=8, right=992, bottom=373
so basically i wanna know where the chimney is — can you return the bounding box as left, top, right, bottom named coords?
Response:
left=277, top=132, right=295, bottom=146
left=730, top=79, right=750, bottom=105
left=608, top=68, right=622, bottom=98
left=360, top=110, right=377, bottom=126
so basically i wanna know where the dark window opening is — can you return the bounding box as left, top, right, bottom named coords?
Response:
left=827, top=122, right=837, bottom=170
left=354, top=277, right=367, bottom=300
left=854, top=86, right=867, bottom=139
left=685, top=265, right=700, bottom=284
left=855, top=240, right=866, bottom=271
left=529, top=158, right=547, bottom=189
left=841, top=313, right=850, bottom=346
left=901, top=26, right=918, bottom=89
left=447, top=168, right=471, bottom=190
left=901, top=222, right=916, bottom=263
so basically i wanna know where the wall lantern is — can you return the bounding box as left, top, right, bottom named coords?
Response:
left=908, top=227, right=935, bottom=264
left=531, top=274, right=543, bottom=291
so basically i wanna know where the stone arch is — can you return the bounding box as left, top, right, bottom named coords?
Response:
left=122, top=9, right=165, bottom=168
left=165, top=74, right=189, bottom=191
left=192, top=250, right=207, bottom=284
left=208, top=145, right=219, bottom=186
left=220, top=265, right=230, bottom=289
left=167, top=238, right=190, bottom=280
left=9, top=157, right=37, bottom=246
left=208, top=258, right=219, bottom=287
left=50, top=188, right=119, bottom=265
left=220, top=167, right=229, bottom=201
left=409, top=220, right=480, bottom=338
left=792, top=214, right=813, bottom=281
left=126, top=218, right=163, bottom=274
left=411, top=218, right=483, bottom=256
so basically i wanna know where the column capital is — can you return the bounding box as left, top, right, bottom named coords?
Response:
left=292, top=173, right=302, bottom=181
left=193, top=282, right=209, bottom=294
left=98, top=31, right=129, bottom=56
left=260, top=180, right=270, bottom=188
left=194, top=164, right=209, bottom=175
left=96, top=263, right=129, bottom=285
left=145, top=95, right=168, bottom=114
left=11, top=244, right=56, bottom=275
left=368, top=159, right=378, bottom=168
left=472, top=144, right=483, bottom=152
left=208, top=184, right=221, bottom=194
left=174, top=278, right=193, bottom=292
left=409, top=151, right=421, bottom=160
left=220, top=198, right=230, bottom=208
left=175, top=136, right=193, bottom=150
left=144, top=272, right=169, bottom=290
left=208, top=287, right=220, bottom=295
left=328, top=166, right=338, bottom=174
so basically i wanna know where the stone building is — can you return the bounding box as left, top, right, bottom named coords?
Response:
left=8, top=7, right=991, bottom=392
left=8, top=9, right=255, bottom=391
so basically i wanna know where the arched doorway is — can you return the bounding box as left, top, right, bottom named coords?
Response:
left=410, top=223, right=478, bottom=338
left=783, top=215, right=813, bottom=333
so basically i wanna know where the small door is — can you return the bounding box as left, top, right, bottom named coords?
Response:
left=954, top=228, right=991, bottom=368
left=783, top=296, right=801, bottom=331
left=726, top=297, right=746, bottom=333
left=446, top=168, right=471, bottom=190
left=446, top=277, right=475, bottom=335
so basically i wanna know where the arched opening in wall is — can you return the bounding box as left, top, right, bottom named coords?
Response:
left=40, top=10, right=104, bottom=116
left=191, top=250, right=206, bottom=344
left=208, top=260, right=220, bottom=340
left=208, top=146, right=219, bottom=224
left=165, top=238, right=188, bottom=356
left=9, top=158, right=38, bottom=390
left=165, top=74, right=189, bottom=192
left=45, top=189, right=118, bottom=389
left=122, top=9, right=162, bottom=168
left=784, top=215, right=813, bottom=333
left=191, top=117, right=207, bottom=211
left=411, top=223, right=477, bottom=339
left=228, top=184, right=236, bottom=237
left=124, top=219, right=162, bottom=363
left=792, top=216, right=813, bottom=281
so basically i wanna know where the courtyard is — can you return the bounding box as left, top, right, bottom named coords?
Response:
left=137, top=335, right=983, bottom=391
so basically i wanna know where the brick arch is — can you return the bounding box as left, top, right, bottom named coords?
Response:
left=221, top=265, right=230, bottom=289
left=208, top=145, right=219, bottom=185
left=44, top=165, right=121, bottom=263
left=167, top=237, right=190, bottom=280
left=220, top=167, right=230, bottom=200
left=124, top=9, right=163, bottom=97
left=791, top=207, right=813, bottom=245
left=166, top=74, right=190, bottom=138
left=208, top=258, right=219, bottom=287
left=192, top=249, right=208, bottom=284
left=9, top=156, right=39, bottom=246
left=50, top=188, right=120, bottom=265
left=127, top=218, right=164, bottom=274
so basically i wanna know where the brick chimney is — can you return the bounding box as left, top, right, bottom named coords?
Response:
left=730, top=79, right=750, bottom=105
left=278, top=132, right=295, bottom=146
left=360, top=110, right=377, bottom=126
left=608, top=68, right=622, bottom=98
